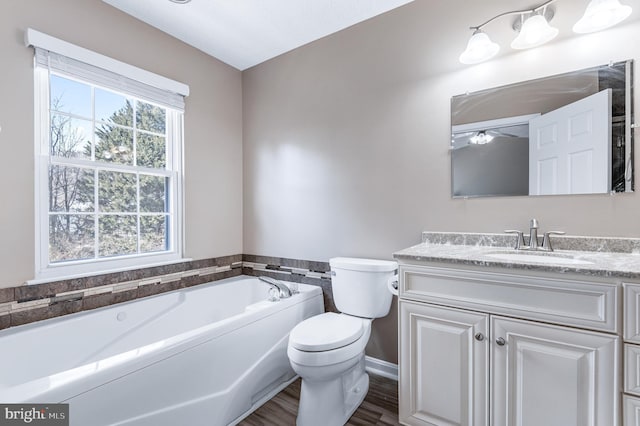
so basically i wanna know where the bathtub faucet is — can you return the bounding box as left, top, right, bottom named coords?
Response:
left=258, top=276, right=292, bottom=299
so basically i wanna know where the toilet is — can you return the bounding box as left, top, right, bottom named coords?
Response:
left=287, top=257, right=398, bottom=426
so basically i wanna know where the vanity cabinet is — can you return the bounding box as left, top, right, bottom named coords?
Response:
left=398, top=262, right=620, bottom=426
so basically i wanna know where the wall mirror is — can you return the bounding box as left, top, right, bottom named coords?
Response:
left=451, top=60, right=634, bottom=198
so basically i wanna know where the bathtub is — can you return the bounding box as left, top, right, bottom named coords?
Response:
left=0, top=276, right=324, bottom=426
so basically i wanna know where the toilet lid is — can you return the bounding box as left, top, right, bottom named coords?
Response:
left=289, top=313, right=364, bottom=352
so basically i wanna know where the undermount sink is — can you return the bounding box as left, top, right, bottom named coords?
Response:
left=485, top=251, right=594, bottom=265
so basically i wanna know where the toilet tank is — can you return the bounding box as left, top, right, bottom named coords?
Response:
left=329, top=257, right=398, bottom=318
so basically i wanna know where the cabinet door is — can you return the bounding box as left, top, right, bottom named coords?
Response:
left=624, top=283, right=640, bottom=343
left=399, top=301, right=489, bottom=426
left=491, top=316, right=619, bottom=426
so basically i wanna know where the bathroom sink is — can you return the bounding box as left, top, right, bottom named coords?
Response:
left=485, top=251, right=594, bottom=265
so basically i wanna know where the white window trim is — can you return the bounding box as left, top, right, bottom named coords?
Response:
left=26, top=28, right=189, bottom=97
left=30, top=32, right=188, bottom=283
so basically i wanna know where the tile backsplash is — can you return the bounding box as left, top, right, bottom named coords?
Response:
left=422, top=231, right=640, bottom=253
left=242, top=254, right=335, bottom=312
left=0, top=254, right=333, bottom=331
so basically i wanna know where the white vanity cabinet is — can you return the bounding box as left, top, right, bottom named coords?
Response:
left=398, top=262, right=620, bottom=426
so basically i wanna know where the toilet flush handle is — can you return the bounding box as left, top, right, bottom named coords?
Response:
left=387, top=274, right=399, bottom=296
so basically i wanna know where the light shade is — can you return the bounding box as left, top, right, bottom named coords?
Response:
left=511, top=14, right=559, bottom=49
left=573, top=0, right=632, bottom=33
left=459, top=31, right=500, bottom=64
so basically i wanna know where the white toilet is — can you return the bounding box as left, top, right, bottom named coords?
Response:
left=287, top=257, right=398, bottom=426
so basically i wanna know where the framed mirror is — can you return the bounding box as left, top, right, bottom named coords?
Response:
left=451, top=60, right=634, bottom=198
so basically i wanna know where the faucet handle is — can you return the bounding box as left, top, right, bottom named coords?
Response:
left=542, top=231, right=565, bottom=251
left=504, top=230, right=525, bottom=250
left=530, top=218, right=539, bottom=229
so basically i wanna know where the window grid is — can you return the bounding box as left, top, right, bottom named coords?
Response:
left=46, top=76, right=170, bottom=261
left=36, top=67, right=182, bottom=277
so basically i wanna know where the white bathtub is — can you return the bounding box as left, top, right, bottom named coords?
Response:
left=0, top=276, right=324, bottom=425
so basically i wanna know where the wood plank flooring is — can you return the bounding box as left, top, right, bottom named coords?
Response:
left=239, top=374, right=400, bottom=426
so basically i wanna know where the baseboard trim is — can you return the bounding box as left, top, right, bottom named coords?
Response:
left=365, top=355, right=398, bottom=381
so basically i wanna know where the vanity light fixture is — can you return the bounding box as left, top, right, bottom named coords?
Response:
left=460, top=0, right=633, bottom=64
left=511, top=10, right=559, bottom=49
left=573, top=0, right=633, bottom=33
left=459, top=30, right=500, bottom=64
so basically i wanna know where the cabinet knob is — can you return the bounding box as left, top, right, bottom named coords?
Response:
left=496, top=337, right=506, bottom=346
left=474, top=333, right=485, bottom=341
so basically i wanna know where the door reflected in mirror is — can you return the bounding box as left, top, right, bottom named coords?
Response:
left=451, top=60, right=634, bottom=198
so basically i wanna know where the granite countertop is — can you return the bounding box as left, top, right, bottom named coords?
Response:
left=393, top=232, right=640, bottom=280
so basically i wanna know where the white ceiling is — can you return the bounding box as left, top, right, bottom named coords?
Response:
left=102, top=0, right=415, bottom=70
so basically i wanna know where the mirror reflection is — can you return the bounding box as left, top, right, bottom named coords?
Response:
left=451, top=60, right=634, bottom=198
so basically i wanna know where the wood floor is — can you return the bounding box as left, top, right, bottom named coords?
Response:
left=239, top=374, right=400, bottom=426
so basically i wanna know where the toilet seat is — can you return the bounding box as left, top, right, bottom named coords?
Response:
left=288, top=315, right=372, bottom=367
left=289, top=312, right=364, bottom=352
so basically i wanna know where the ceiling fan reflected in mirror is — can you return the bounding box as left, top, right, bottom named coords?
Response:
left=470, top=130, right=494, bottom=144
left=457, top=123, right=530, bottom=146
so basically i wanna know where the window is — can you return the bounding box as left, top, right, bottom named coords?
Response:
left=30, top=31, right=188, bottom=280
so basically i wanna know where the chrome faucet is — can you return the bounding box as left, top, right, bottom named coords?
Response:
left=258, top=276, right=292, bottom=299
left=505, top=219, right=565, bottom=251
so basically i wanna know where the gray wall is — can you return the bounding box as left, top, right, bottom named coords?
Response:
left=243, top=2, right=640, bottom=363
left=0, top=0, right=243, bottom=288
left=452, top=137, right=529, bottom=197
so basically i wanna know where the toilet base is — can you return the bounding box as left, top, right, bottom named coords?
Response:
left=296, top=355, right=369, bottom=426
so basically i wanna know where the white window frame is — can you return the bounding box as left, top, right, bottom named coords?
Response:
left=29, top=29, right=188, bottom=282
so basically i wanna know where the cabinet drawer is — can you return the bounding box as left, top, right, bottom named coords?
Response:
left=624, top=284, right=640, bottom=343
left=400, top=265, right=618, bottom=332
left=624, top=394, right=640, bottom=426
left=626, top=344, right=640, bottom=396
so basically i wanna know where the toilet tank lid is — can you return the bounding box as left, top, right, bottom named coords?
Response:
left=329, top=257, right=397, bottom=272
